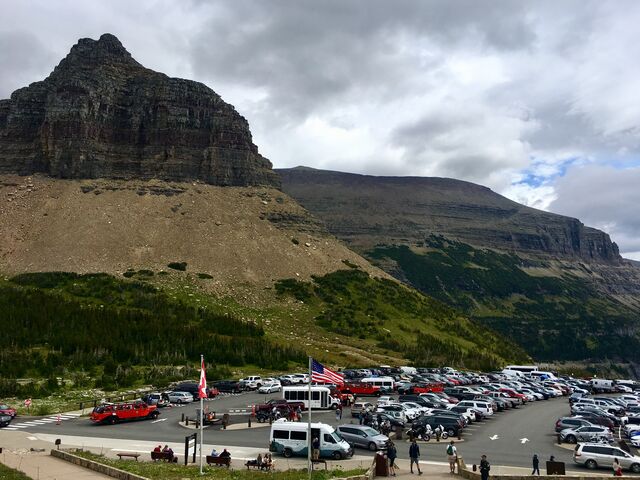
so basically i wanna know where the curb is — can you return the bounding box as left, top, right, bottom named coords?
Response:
left=50, top=449, right=149, bottom=480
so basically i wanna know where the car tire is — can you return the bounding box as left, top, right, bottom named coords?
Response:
left=566, top=435, right=577, bottom=444
left=630, top=463, right=640, bottom=473
left=585, top=459, right=597, bottom=470
left=447, top=428, right=455, bottom=436
left=108, top=416, right=118, bottom=425
left=149, top=411, right=159, bottom=419
left=283, top=448, right=293, bottom=458
left=368, top=442, right=377, bottom=452
left=332, top=451, right=343, bottom=460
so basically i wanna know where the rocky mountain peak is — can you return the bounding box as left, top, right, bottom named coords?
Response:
left=0, top=34, right=279, bottom=187
left=55, top=33, right=140, bottom=71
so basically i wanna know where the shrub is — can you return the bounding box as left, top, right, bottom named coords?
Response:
left=167, top=262, right=187, bottom=271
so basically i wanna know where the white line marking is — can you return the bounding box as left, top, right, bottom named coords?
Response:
left=151, top=418, right=166, bottom=424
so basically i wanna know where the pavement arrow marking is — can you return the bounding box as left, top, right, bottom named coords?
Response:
left=489, top=435, right=499, bottom=440
left=151, top=418, right=167, bottom=424
left=520, top=438, right=529, bottom=444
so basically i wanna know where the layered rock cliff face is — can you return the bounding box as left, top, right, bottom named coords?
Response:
left=0, top=34, right=279, bottom=187
left=277, top=167, right=622, bottom=264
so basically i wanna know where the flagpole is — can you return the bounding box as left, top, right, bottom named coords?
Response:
left=308, top=355, right=312, bottom=479
left=199, top=354, right=204, bottom=475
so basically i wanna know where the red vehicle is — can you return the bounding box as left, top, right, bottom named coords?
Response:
left=0, top=404, right=17, bottom=418
left=343, top=383, right=381, bottom=396
left=207, top=387, right=220, bottom=398
left=90, top=402, right=159, bottom=424
left=499, top=388, right=527, bottom=404
left=412, top=383, right=444, bottom=394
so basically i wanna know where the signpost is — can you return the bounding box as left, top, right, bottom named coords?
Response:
left=184, top=433, right=197, bottom=465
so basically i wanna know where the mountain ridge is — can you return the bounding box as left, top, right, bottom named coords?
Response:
left=0, top=34, right=279, bottom=187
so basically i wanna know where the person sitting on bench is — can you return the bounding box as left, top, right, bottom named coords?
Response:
left=219, top=448, right=231, bottom=459
left=162, top=445, right=174, bottom=462
left=153, top=445, right=162, bottom=453
left=262, top=453, right=273, bottom=470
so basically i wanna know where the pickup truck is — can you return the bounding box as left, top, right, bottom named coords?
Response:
left=90, top=402, right=159, bottom=425
left=255, top=399, right=305, bottom=413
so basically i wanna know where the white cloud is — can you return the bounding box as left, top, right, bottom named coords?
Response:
left=1, top=0, right=640, bottom=255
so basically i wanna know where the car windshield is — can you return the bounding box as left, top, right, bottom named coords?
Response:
left=363, top=427, right=379, bottom=436
left=0, top=404, right=10, bottom=409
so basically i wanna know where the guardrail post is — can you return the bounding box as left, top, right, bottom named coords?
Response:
left=181, top=413, right=184, bottom=422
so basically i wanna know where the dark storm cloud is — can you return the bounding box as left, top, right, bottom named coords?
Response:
left=188, top=0, right=536, bottom=121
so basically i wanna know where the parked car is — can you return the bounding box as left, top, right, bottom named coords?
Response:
left=560, top=425, right=614, bottom=444
left=573, top=443, right=640, bottom=472
left=0, top=414, right=12, bottom=428
left=555, top=416, right=595, bottom=433
left=336, top=424, right=389, bottom=451
left=141, top=393, right=169, bottom=407
left=351, top=401, right=374, bottom=417
left=166, top=391, right=194, bottom=404
left=414, top=415, right=463, bottom=437
left=258, top=383, right=282, bottom=394
left=0, top=404, right=17, bottom=418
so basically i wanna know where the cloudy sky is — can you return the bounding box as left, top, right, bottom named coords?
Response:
left=2, top=0, right=639, bottom=259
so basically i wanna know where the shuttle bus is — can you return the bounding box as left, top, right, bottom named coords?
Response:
left=503, top=365, right=539, bottom=373
left=283, top=386, right=339, bottom=410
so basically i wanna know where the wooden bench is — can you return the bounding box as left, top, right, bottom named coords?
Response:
left=206, top=456, right=231, bottom=468
left=150, top=451, right=177, bottom=463
left=245, top=461, right=275, bottom=471
left=116, top=452, right=140, bottom=461
left=311, top=458, right=327, bottom=470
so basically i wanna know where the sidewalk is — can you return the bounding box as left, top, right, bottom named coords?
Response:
left=0, top=431, right=112, bottom=479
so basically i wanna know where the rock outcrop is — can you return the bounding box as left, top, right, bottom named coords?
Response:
left=277, top=167, right=623, bottom=264
left=0, top=34, right=279, bottom=187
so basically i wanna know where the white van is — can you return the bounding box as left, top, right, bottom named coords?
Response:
left=269, top=420, right=353, bottom=460
left=591, top=379, right=615, bottom=393
left=362, top=376, right=395, bottom=391
left=502, top=369, right=526, bottom=378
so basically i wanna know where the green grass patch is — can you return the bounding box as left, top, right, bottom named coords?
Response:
left=0, top=463, right=31, bottom=480
left=72, top=450, right=366, bottom=479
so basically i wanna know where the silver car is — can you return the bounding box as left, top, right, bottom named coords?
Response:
left=574, top=443, right=640, bottom=472
left=336, top=425, right=389, bottom=451
left=561, top=425, right=613, bottom=444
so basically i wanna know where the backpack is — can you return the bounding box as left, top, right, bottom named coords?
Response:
left=447, top=445, right=454, bottom=455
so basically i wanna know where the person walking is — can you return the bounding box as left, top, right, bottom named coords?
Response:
left=613, top=458, right=622, bottom=476
left=387, top=441, right=397, bottom=477
left=409, top=439, right=423, bottom=475
left=446, top=441, right=458, bottom=474
left=532, top=454, right=540, bottom=475
left=336, top=404, right=342, bottom=420
left=480, top=455, right=490, bottom=480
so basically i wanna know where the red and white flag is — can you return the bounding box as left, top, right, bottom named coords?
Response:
left=198, top=357, right=207, bottom=399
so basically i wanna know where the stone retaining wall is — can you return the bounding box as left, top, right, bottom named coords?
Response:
left=50, top=450, right=149, bottom=480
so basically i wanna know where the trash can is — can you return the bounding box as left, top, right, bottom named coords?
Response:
left=375, top=452, right=389, bottom=476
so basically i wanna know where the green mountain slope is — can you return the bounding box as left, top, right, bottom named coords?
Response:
left=275, top=268, right=530, bottom=370
left=368, top=237, right=640, bottom=361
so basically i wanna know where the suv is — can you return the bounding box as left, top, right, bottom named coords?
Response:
left=415, top=415, right=463, bottom=437
left=560, top=425, right=614, bottom=444
left=336, top=425, right=389, bottom=451
left=351, top=401, right=374, bottom=417
left=574, top=443, right=640, bottom=472
left=213, top=380, right=242, bottom=393
left=0, top=404, right=16, bottom=418
left=555, top=417, right=595, bottom=432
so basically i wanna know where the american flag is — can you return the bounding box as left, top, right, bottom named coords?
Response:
left=311, top=359, right=344, bottom=385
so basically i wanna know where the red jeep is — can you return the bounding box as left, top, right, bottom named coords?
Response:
left=90, top=402, right=159, bottom=425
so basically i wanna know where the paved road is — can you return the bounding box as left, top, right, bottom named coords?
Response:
left=0, top=392, right=617, bottom=472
